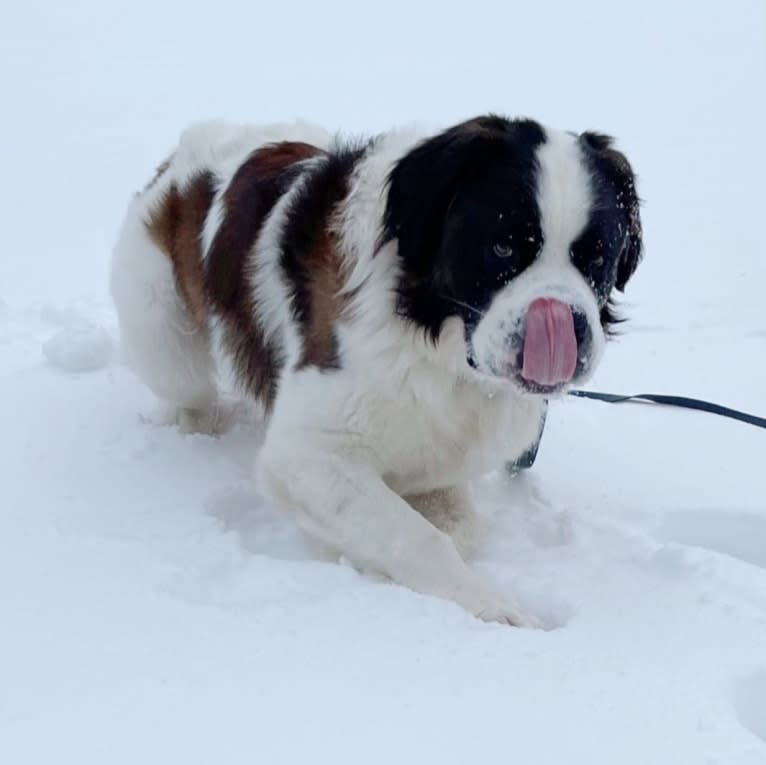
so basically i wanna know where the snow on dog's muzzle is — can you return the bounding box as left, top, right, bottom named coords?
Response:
left=521, top=298, right=578, bottom=387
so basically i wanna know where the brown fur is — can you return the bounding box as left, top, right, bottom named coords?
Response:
left=295, top=226, right=347, bottom=370
left=145, top=171, right=216, bottom=326
left=205, top=141, right=324, bottom=406
left=276, top=145, right=367, bottom=372
left=143, top=139, right=349, bottom=406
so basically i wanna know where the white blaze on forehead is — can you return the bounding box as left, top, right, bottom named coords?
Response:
left=467, top=126, right=607, bottom=391
left=534, top=128, right=592, bottom=262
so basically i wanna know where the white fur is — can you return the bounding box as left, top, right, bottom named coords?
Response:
left=110, top=194, right=215, bottom=415
left=111, top=118, right=609, bottom=628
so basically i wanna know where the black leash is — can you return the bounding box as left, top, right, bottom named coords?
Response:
left=569, top=390, right=766, bottom=430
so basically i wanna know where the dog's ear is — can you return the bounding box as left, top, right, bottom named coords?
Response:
left=580, top=132, right=644, bottom=292
left=379, top=117, right=508, bottom=273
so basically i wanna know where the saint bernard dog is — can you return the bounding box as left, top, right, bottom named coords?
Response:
left=111, top=115, right=643, bottom=626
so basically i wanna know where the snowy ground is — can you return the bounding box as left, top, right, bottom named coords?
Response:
left=2, top=2, right=765, bottom=763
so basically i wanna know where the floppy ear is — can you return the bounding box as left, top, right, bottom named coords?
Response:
left=379, top=117, right=514, bottom=274
left=379, top=122, right=483, bottom=274
left=616, top=202, right=643, bottom=291
left=613, top=159, right=643, bottom=292
left=580, top=131, right=644, bottom=292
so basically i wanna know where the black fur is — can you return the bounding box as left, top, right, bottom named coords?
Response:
left=380, top=117, right=643, bottom=345
left=577, top=131, right=643, bottom=295
left=380, top=116, right=547, bottom=340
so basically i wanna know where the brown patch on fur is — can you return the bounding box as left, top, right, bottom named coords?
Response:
left=247, top=141, right=322, bottom=182
left=206, top=141, right=324, bottom=407
left=277, top=143, right=368, bottom=373
left=145, top=172, right=216, bottom=326
left=295, top=226, right=347, bottom=370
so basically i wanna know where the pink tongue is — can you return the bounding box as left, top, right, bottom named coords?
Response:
left=521, top=298, right=578, bottom=386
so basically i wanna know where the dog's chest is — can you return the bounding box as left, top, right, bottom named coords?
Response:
left=354, top=369, right=538, bottom=495
left=271, top=358, right=544, bottom=496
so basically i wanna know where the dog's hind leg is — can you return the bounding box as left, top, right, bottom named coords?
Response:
left=110, top=197, right=219, bottom=434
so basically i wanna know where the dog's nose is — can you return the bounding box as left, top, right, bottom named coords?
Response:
left=571, top=308, right=593, bottom=370
left=572, top=309, right=589, bottom=347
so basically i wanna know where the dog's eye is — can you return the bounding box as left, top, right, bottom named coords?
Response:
left=569, top=247, right=605, bottom=268
left=493, top=242, right=513, bottom=258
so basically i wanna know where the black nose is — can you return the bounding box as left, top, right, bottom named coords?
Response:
left=572, top=308, right=592, bottom=372
left=572, top=309, right=588, bottom=346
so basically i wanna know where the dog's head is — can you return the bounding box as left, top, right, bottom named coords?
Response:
left=380, top=115, right=643, bottom=395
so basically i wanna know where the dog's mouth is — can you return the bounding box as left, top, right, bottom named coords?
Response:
left=511, top=373, right=569, bottom=396
left=519, top=297, right=578, bottom=387
left=467, top=298, right=591, bottom=395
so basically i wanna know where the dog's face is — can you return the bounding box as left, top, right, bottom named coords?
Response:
left=381, top=116, right=643, bottom=395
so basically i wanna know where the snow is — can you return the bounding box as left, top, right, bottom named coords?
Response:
left=1, top=2, right=765, bottom=764
left=42, top=323, right=113, bottom=372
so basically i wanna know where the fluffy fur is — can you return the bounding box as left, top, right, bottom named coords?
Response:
left=111, top=115, right=643, bottom=626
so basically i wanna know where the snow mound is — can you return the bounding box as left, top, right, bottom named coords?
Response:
left=733, top=672, right=766, bottom=745
left=42, top=323, right=113, bottom=372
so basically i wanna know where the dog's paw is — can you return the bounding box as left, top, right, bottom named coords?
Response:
left=469, top=592, right=542, bottom=629
left=177, top=405, right=226, bottom=436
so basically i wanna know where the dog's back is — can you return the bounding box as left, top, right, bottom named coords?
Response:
left=110, top=120, right=331, bottom=430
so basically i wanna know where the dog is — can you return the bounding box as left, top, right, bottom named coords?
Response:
left=111, top=115, right=643, bottom=626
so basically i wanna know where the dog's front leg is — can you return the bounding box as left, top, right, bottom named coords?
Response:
left=257, top=445, right=537, bottom=627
